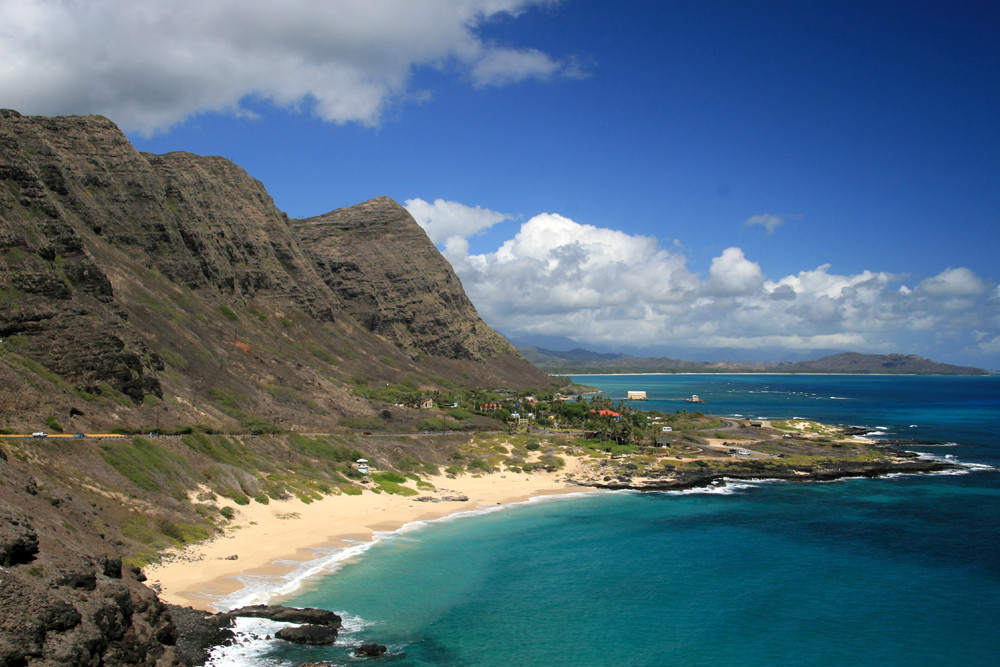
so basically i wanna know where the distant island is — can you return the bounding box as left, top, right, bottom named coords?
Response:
left=519, top=349, right=990, bottom=376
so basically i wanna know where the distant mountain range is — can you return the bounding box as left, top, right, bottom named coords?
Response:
left=519, top=348, right=990, bottom=376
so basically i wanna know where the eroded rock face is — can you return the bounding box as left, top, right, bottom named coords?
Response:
left=294, top=197, right=519, bottom=363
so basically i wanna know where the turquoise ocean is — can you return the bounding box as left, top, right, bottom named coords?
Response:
left=209, top=375, right=1000, bottom=666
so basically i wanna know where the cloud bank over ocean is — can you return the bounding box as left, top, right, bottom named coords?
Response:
left=408, top=198, right=1000, bottom=364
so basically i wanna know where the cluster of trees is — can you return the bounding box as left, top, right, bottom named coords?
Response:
left=349, top=377, right=708, bottom=446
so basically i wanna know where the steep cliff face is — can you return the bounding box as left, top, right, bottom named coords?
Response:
left=295, top=197, right=518, bottom=361
left=0, top=110, right=548, bottom=434
left=0, top=111, right=164, bottom=402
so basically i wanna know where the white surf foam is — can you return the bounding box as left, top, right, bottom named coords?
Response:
left=656, top=477, right=780, bottom=496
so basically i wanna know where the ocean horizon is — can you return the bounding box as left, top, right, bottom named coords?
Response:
left=208, top=375, right=1000, bottom=666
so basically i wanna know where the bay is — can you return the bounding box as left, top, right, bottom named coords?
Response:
left=216, top=375, right=1000, bottom=666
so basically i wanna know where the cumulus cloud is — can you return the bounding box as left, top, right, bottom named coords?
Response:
left=0, top=0, right=577, bottom=134
left=425, top=201, right=999, bottom=363
left=705, top=247, right=764, bottom=296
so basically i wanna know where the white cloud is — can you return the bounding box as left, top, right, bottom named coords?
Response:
left=0, top=0, right=577, bottom=134
left=916, top=267, right=988, bottom=297
left=705, top=247, right=764, bottom=296
left=428, top=201, right=1000, bottom=364
left=746, top=213, right=786, bottom=234
left=405, top=198, right=510, bottom=248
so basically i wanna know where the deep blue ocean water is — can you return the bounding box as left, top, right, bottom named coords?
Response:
left=211, top=375, right=1000, bottom=666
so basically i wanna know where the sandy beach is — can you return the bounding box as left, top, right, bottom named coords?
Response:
left=144, top=459, right=593, bottom=611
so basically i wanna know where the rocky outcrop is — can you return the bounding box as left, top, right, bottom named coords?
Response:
left=274, top=625, right=339, bottom=645
left=166, top=605, right=236, bottom=666
left=0, top=505, right=39, bottom=566
left=0, top=557, right=181, bottom=666
left=227, top=604, right=342, bottom=628
left=582, top=456, right=956, bottom=492
left=227, top=604, right=343, bottom=646
left=355, top=642, right=389, bottom=658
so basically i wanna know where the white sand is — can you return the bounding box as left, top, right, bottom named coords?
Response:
left=144, top=459, right=593, bottom=610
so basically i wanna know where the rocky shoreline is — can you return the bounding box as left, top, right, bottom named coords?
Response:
left=167, top=603, right=389, bottom=665
left=577, top=454, right=956, bottom=492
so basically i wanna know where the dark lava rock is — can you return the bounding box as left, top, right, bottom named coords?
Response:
left=355, top=642, right=388, bottom=657
left=228, top=604, right=342, bottom=628
left=166, top=605, right=235, bottom=666
left=52, top=570, right=97, bottom=590
left=0, top=506, right=39, bottom=566
left=275, top=625, right=338, bottom=645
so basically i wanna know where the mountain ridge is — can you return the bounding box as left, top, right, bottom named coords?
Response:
left=0, top=109, right=549, bottom=436
left=520, top=347, right=989, bottom=375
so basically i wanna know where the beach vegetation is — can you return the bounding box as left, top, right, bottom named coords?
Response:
left=99, top=437, right=197, bottom=496
left=394, top=454, right=438, bottom=476
left=370, top=472, right=419, bottom=495
left=466, top=456, right=494, bottom=473
left=121, top=515, right=211, bottom=563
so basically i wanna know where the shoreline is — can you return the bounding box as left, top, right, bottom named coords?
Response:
left=144, top=445, right=964, bottom=613
left=144, top=463, right=593, bottom=612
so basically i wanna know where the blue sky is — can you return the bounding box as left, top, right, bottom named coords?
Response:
left=3, top=0, right=998, bottom=367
